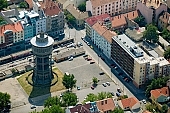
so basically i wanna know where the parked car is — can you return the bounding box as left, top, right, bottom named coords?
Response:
left=90, top=61, right=95, bottom=64
left=117, top=88, right=121, bottom=93
left=77, top=86, right=81, bottom=90
left=106, top=82, right=110, bottom=86
left=83, top=54, right=88, bottom=57
left=114, top=66, right=118, bottom=70
left=99, top=72, right=105, bottom=75
left=30, top=105, right=36, bottom=109
left=87, top=58, right=92, bottom=61
left=91, top=86, right=94, bottom=90
left=68, top=57, right=73, bottom=61
left=142, top=99, right=147, bottom=104
left=102, top=83, right=107, bottom=87
left=116, top=92, right=120, bottom=97
left=110, top=92, right=114, bottom=96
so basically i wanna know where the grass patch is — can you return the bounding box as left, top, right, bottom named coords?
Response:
left=17, top=68, right=65, bottom=98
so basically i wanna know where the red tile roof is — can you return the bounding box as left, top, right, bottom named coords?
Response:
left=150, top=87, right=169, bottom=99
left=120, top=97, right=138, bottom=109
left=85, top=13, right=111, bottom=27
left=92, top=22, right=107, bottom=36
left=25, top=0, right=33, bottom=9
left=0, top=21, right=23, bottom=36
left=39, top=0, right=61, bottom=16
left=96, top=98, right=115, bottom=112
left=143, top=110, right=152, bottom=113
left=112, top=10, right=139, bottom=28
left=69, top=103, right=91, bottom=113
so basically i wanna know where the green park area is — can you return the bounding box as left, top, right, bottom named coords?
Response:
left=17, top=68, right=65, bottom=98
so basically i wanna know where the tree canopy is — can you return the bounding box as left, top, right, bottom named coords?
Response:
left=44, top=96, right=60, bottom=108
left=161, top=104, right=168, bottom=113
left=134, top=16, right=146, bottom=27
left=19, top=2, right=28, bottom=8
left=164, top=48, right=170, bottom=59
left=92, top=77, right=98, bottom=85
left=78, top=2, right=86, bottom=12
left=161, top=29, right=170, bottom=42
left=0, top=0, right=7, bottom=11
left=62, top=92, right=78, bottom=107
left=112, top=107, right=124, bottom=113
left=83, top=92, right=112, bottom=103
left=0, top=92, right=10, bottom=110
left=62, top=74, right=76, bottom=90
left=143, top=24, right=159, bottom=43
left=145, top=76, right=169, bottom=97
left=145, top=103, right=158, bottom=112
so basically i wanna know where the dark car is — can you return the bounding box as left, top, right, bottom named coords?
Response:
left=99, top=72, right=105, bottom=75
left=91, top=86, right=94, bottom=90
left=116, top=92, right=120, bottom=97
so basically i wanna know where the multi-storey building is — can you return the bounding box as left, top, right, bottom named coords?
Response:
left=137, top=0, right=167, bottom=24
left=111, top=34, right=170, bottom=88
left=158, top=12, right=170, bottom=30
left=86, top=0, right=140, bottom=16
left=0, top=22, right=24, bottom=48
left=18, top=10, right=46, bottom=41
left=92, top=22, right=117, bottom=59
left=85, top=14, right=111, bottom=38
left=33, top=0, right=65, bottom=38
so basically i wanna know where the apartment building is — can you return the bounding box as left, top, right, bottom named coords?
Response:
left=86, top=0, right=140, bottom=16
left=111, top=34, right=170, bottom=88
left=37, top=0, right=65, bottom=37
left=137, top=0, right=167, bottom=24
left=158, top=12, right=170, bottom=30
left=85, top=14, right=111, bottom=38
left=0, top=22, right=24, bottom=48
left=92, top=22, right=117, bottom=59
left=58, top=0, right=86, bottom=9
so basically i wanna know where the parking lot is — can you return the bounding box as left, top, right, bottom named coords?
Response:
left=55, top=55, right=113, bottom=89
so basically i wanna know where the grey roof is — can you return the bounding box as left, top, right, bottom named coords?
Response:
left=1, top=9, right=19, bottom=17
left=113, top=34, right=144, bottom=58
left=31, top=33, right=54, bottom=47
left=66, top=4, right=89, bottom=20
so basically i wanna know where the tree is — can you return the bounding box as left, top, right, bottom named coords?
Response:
left=112, top=107, right=124, bottom=113
left=164, top=48, right=170, bottom=59
left=161, top=104, right=168, bottom=113
left=19, top=2, right=28, bottom=8
left=145, top=76, right=169, bottom=97
left=134, top=16, right=146, bottom=27
left=78, top=2, right=86, bottom=12
left=83, top=93, right=98, bottom=103
left=143, top=24, right=159, bottom=43
left=97, top=92, right=112, bottom=100
left=92, top=77, right=98, bottom=85
left=145, top=103, right=158, bottom=112
left=0, top=0, right=7, bottom=11
left=44, top=96, right=60, bottom=108
left=117, top=95, right=128, bottom=100
left=62, top=92, right=78, bottom=107
left=66, top=14, right=76, bottom=24
left=161, top=29, right=170, bottom=41
left=62, top=74, right=76, bottom=90
left=0, top=16, right=4, bottom=22
left=0, top=92, right=11, bottom=110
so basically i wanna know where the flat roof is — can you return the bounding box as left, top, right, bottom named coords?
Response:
left=30, top=33, right=54, bottom=47
left=113, top=34, right=144, bottom=59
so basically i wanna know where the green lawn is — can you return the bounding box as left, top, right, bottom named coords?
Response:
left=17, top=68, right=65, bottom=98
